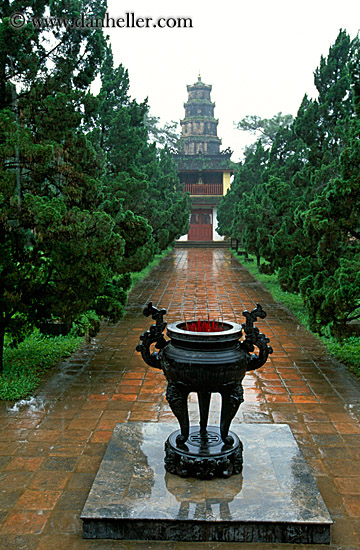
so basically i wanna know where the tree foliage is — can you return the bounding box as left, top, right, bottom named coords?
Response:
left=0, top=4, right=190, bottom=372
left=235, top=112, right=293, bottom=153
left=144, top=113, right=180, bottom=150
left=220, top=29, right=360, bottom=338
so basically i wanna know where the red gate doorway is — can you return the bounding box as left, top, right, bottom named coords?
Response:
left=188, top=209, right=213, bottom=241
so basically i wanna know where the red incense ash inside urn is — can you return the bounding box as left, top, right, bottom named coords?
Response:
left=183, top=318, right=224, bottom=332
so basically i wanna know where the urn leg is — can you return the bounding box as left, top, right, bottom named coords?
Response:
left=166, top=380, right=190, bottom=444
left=197, top=391, right=211, bottom=436
left=220, top=382, right=244, bottom=444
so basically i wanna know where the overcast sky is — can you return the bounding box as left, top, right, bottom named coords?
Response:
left=107, top=0, right=360, bottom=161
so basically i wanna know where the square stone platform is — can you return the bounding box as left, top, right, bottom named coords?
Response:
left=81, top=423, right=332, bottom=544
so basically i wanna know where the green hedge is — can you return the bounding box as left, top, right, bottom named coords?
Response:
left=232, top=251, right=360, bottom=378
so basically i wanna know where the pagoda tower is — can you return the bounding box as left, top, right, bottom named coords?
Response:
left=174, top=75, right=233, bottom=242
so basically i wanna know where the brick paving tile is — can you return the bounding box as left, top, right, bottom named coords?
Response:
left=14, top=489, right=61, bottom=510
left=28, top=471, right=70, bottom=491
left=0, top=248, right=360, bottom=550
left=0, top=510, right=51, bottom=534
left=4, top=457, right=44, bottom=471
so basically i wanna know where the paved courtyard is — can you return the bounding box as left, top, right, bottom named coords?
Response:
left=0, top=248, right=359, bottom=550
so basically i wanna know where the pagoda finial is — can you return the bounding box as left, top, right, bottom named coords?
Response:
left=198, top=71, right=201, bottom=82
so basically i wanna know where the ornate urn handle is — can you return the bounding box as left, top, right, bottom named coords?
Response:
left=136, top=302, right=168, bottom=369
left=240, top=303, right=273, bottom=371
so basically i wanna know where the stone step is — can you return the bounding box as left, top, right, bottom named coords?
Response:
left=174, top=240, right=229, bottom=248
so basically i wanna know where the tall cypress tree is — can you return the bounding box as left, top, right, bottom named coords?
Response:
left=95, top=45, right=189, bottom=261
left=0, top=1, right=125, bottom=372
left=298, top=37, right=360, bottom=336
left=219, top=29, right=359, bottom=338
left=217, top=140, right=267, bottom=248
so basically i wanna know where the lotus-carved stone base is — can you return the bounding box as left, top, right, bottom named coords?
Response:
left=165, top=426, right=243, bottom=479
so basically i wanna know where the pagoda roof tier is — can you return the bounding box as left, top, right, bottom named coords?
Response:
left=181, top=135, right=221, bottom=143
left=174, top=152, right=233, bottom=172
left=187, top=77, right=212, bottom=91
left=180, top=116, right=218, bottom=123
left=184, top=99, right=215, bottom=107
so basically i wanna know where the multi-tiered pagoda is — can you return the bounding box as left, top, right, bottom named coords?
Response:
left=174, top=75, right=233, bottom=242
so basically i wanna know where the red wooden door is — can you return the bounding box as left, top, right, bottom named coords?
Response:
left=188, top=209, right=213, bottom=241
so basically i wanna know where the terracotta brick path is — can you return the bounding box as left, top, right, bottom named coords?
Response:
left=0, top=248, right=360, bottom=550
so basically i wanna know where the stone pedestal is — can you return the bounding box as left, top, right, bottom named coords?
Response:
left=165, top=426, right=243, bottom=479
left=81, top=423, right=332, bottom=544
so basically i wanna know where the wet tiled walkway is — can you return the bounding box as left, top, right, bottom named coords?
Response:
left=0, top=248, right=360, bottom=550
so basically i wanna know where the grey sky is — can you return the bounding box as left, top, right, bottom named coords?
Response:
left=107, top=0, right=360, bottom=161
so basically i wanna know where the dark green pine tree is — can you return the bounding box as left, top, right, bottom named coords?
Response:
left=219, top=113, right=293, bottom=267
left=232, top=189, right=263, bottom=267
left=258, top=121, right=311, bottom=280
left=142, top=146, right=190, bottom=251
left=314, top=29, right=354, bottom=159
left=0, top=1, right=132, bottom=372
left=219, top=29, right=359, bottom=339
left=261, top=30, right=359, bottom=295
left=298, top=43, right=360, bottom=336
left=0, top=1, right=48, bottom=111
left=231, top=141, right=269, bottom=267
left=217, top=140, right=267, bottom=252
left=95, top=45, right=189, bottom=261
left=92, top=45, right=155, bottom=279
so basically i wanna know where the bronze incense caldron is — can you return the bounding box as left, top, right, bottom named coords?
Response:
left=137, top=302, right=273, bottom=479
